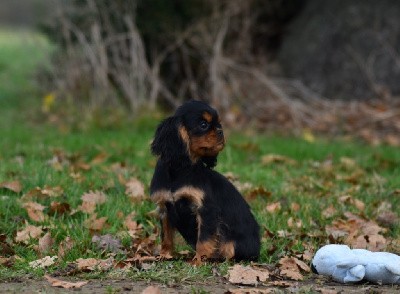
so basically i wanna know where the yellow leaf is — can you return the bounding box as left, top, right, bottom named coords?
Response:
left=42, top=92, right=56, bottom=113
left=302, top=129, right=315, bottom=143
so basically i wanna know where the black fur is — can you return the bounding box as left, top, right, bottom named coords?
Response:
left=150, top=100, right=261, bottom=261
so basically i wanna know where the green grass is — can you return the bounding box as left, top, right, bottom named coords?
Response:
left=1, top=28, right=400, bottom=283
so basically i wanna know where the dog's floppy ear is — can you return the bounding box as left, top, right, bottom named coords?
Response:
left=151, top=116, right=188, bottom=164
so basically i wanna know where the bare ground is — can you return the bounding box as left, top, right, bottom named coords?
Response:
left=1, top=276, right=400, bottom=294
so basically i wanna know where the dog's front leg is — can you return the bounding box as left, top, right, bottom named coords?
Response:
left=193, top=205, right=219, bottom=265
left=159, top=205, right=175, bottom=259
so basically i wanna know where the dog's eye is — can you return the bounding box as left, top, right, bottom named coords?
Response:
left=199, top=120, right=209, bottom=130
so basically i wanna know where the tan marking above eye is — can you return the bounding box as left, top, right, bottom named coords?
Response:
left=202, top=112, right=213, bottom=123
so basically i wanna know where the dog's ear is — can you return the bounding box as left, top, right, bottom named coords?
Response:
left=151, top=116, right=188, bottom=164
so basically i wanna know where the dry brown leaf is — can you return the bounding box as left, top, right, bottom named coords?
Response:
left=228, top=288, right=272, bottom=294
left=246, top=187, right=272, bottom=201
left=338, top=195, right=365, bottom=211
left=0, top=234, right=14, bottom=256
left=76, top=257, right=114, bottom=271
left=265, top=202, right=281, bottom=213
left=22, top=201, right=46, bottom=222
left=322, top=205, right=336, bottom=218
left=44, top=275, right=88, bottom=289
left=261, top=154, right=297, bottom=165
left=125, top=178, right=146, bottom=202
left=76, top=258, right=100, bottom=271
left=58, top=236, right=75, bottom=259
left=38, top=232, right=54, bottom=255
left=376, top=211, right=399, bottom=227
left=15, top=224, right=43, bottom=243
left=228, top=264, right=269, bottom=285
left=0, top=180, right=22, bottom=193
left=287, top=217, right=302, bottom=229
left=141, top=285, right=162, bottom=294
left=339, top=157, right=358, bottom=170
left=278, top=256, right=306, bottom=281
left=29, top=256, right=57, bottom=269
left=90, top=152, right=108, bottom=165
left=351, top=234, right=387, bottom=252
left=78, top=201, right=96, bottom=214
left=78, top=190, right=107, bottom=213
left=293, top=258, right=311, bottom=272
left=22, top=186, right=63, bottom=200
left=92, top=234, right=125, bottom=254
left=84, top=214, right=108, bottom=231
left=0, top=256, right=17, bottom=268
left=49, top=201, right=70, bottom=215
left=290, top=202, right=300, bottom=212
left=268, top=280, right=293, bottom=287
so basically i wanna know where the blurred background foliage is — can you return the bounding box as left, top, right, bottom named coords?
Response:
left=1, top=0, right=400, bottom=143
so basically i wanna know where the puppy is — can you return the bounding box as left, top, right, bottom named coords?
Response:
left=150, top=100, right=260, bottom=262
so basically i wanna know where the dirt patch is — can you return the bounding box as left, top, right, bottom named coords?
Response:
left=1, top=276, right=400, bottom=294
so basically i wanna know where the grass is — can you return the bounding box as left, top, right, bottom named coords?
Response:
left=1, top=28, right=400, bottom=283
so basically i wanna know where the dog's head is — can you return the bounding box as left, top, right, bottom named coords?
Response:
left=151, top=100, right=225, bottom=168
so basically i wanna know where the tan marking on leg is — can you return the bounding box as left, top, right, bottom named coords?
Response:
left=160, top=214, right=174, bottom=258
left=151, top=190, right=174, bottom=258
left=173, top=186, right=204, bottom=209
left=202, top=112, right=213, bottom=123
left=194, top=239, right=218, bottom=263
left=219, top=241, right=235, bottom=260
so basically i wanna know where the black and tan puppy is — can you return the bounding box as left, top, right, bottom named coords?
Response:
left=150, top=100, right=260, bottom=262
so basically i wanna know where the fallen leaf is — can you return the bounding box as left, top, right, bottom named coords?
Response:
left=322, top=205, right=337, bottom=218
left=58, top=236, right=75, bottom=259
left=0, top=256, right=17, bottom=267
left=44, top=275, right=88, bottom=289
left=287, top=217, right=302, bottom=229
left=79, top=191, right=107, bottom=213
left=22, top=186, right=63, bottom=200
left=29, top=256, right=57, bottom=269
left=92, top=234, right=125, bottom=254
left=261, top=154, right=297, bottom=165
left=0, top=234, right=14, bottom=256
left=22, top=201, right=46, bottom=222
left=338, top=195, right=365, bottom=211
left=290, top=202, right=300, bottom=212
left=84, top=214, right=108, bottom=231
left=265, top=202, right=281, bottom=213
left=376, top=211, right=398, bottom=228
left=302, top=129, right=315, bottom=143
left=38, top=232, right=54, bottom=255
left=339, top=157, right=358, bottom=170
left=15, top=224, right=43, bottom=243
left=0, top=181, right=22, bottom=193
left=76, top=257, right=114, bottom=271
left=49, top=201, right=70, bottom=215
left=141, top=285, right=162, bottom=294
left=278, top=256, right=307, bottom=281
left=124, top=212, right=143, bottom=238
left=227, top=264, right=269, bottom=285
left=246, top=187, right=272, bottom=201
left=227, top=288, right=272, bottom=294
left=125, top=178, right=146, bottom=202
left=90, top=152, right=108, bottom=165
left=76, top=258, right=100, bottom=271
